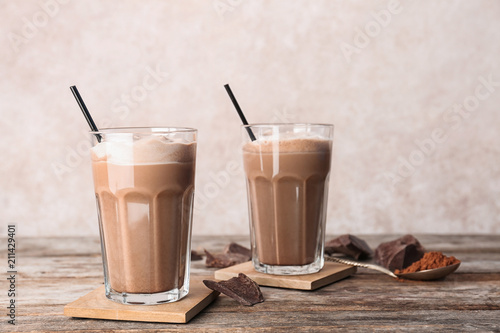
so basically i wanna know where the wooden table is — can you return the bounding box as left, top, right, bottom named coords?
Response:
left=7, top=235, right=500, bottom=332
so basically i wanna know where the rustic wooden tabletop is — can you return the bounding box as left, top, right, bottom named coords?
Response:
left=5, top=235, right=500, bottom=332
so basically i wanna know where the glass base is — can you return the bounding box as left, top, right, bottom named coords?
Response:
left=105, top=284, right=189, bottom=305
left=252, top=256, right=324, bottom=275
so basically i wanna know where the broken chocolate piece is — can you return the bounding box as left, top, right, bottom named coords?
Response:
left=224, top=242, right=252, bottom=259
left=191, top=250, right=203, bottom=261
left=203, top=273, right=264, bottom=306
left=324, top=234, right=373, bottom=260
left=205, top=249, right=250, bottom=268
left=374, top=235, right=426, bottom=271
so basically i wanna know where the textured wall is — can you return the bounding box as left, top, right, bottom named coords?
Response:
left=1, top=0, right=499, bottom=237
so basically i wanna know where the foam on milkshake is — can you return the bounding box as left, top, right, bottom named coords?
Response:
left=243, top=136, right=331, bottom=154
left=91, top=135, right=196, bottom=164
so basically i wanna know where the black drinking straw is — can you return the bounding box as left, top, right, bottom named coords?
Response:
left=224, top=84, right=256, bottom=141
left=70, top=85, right=101, bottom=142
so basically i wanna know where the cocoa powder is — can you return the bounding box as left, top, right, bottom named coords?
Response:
left=395, top=251, right=460, bottom=274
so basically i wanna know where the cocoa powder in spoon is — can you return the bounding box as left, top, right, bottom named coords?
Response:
left=395, top=251, right=460, bottom=274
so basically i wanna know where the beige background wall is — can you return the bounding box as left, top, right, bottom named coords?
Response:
left=1, top=0, right=499, bottom=237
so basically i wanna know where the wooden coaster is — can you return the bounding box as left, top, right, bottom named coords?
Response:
left=214, top=261, right=356, bottom=290
left=64, top=276, right=219, bottom=324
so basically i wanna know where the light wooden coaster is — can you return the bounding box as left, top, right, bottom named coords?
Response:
left=214, top=261, right=356, bottom=290
left=64, top=276, right=219, bottom=324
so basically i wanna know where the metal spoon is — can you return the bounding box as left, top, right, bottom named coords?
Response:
left=325, top=256, right=460, bottom=281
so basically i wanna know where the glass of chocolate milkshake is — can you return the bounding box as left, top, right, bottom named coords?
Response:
left=90, top=127, right=197, bottom=304
left=242, top=124, right=333, bottom=275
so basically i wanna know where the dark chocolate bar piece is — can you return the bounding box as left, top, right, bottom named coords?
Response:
left=224, top=242, right=252, bottom=258
left=205, top=249, right=250, bottom=268
left=325, top=234, right=373, bottom=260
left=374, top=235, right=426, bottom=271
left=203, top=273, right=264, bottom=306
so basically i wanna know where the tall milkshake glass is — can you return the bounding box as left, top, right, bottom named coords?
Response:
left=90, top=127, right=197, bottom=304
left=242, top=124, right=333, bottom=275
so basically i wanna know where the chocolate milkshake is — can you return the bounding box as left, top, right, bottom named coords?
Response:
left=242, top=124, right=333, bottom=275
left=90, top=128, right=197, bottom=304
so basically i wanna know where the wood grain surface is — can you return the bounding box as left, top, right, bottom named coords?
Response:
left=3, top=235, right=500, bottom=332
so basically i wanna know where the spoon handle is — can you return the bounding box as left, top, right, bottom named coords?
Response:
left=325, top=256, right=398, bottom=278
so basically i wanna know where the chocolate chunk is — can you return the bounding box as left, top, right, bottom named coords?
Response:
left=224, top=242, right=252, bottom=259
left=205, top=249, right=250, bottom=268
left=191, top=250, right=203, bottom=261
left=374, top=235, right=426, bottom=271
left=325, top=234, right=373, bottom=260
left=203, top=273, right=264, bottom=306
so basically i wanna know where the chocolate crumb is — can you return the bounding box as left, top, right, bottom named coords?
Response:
left=325, top=234, right=373, bottom=260
left=203, top=273, right=264, bottom=306
left=191, top=250, right=203, bottom=261
left=205, top=249, right=250, bottom=268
